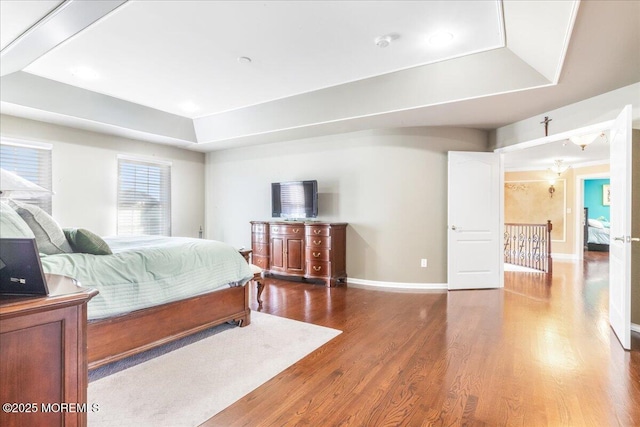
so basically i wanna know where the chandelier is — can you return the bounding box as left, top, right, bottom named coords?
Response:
left=547, top=160, right=569, bottom=198
left=569, top=132, right=605, bottom=151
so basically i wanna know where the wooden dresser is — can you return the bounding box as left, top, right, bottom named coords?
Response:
left=0, top=275, right=98, bottom=427
left=251, top=221, right=347, bottom=286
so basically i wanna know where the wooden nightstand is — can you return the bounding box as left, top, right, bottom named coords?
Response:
left=0, top=274, right=98, bottom=427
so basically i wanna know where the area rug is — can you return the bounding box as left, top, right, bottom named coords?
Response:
left=88, top=311, right=342, bottom=427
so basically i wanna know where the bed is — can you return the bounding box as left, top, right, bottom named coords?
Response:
left=583, top=207, right=610, bottom=252
left=1, top=200, right=254, bottom=369
left=41, top=236, right=254, bottom=369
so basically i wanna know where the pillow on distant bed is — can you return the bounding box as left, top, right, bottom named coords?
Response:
left=63, top=228, right=112, bottom=255
left=588, top=218, right=604, bottom=229
left=8, top=200, right=73, bottom=255
left=0, top=201, right=35, bottom=238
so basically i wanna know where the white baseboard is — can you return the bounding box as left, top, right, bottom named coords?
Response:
left=551, top=253, right=579, bottom=261
left=632, top=323, right=640, bottom=334
left=348, top=277, right=447, bottom=292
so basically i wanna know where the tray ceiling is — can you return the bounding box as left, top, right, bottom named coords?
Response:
left=23, top=1, right=505, bottom=117
left=1, top=0, right=638, bottom=157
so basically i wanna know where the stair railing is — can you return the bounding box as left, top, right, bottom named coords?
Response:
left=504, top=220, right=553, bottom=273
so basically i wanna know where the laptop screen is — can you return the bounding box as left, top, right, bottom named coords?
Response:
left=0, top=238, right=49, bottom=296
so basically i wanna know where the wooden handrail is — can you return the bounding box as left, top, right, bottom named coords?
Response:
left=504, top=221, right=553, bottom=273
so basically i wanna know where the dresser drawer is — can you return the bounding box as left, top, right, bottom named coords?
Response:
left=306, top=236, right=330, bottom=248
left=252, top=233, right=269, bottom=244
left=306, top=261, right=330, bottom=278
left=306, top=226, right=330, bottom=237
left=270, top=224, right=304, bottom=236
left=251, top=243, right=269, bottom=257
left=252, top=223, right=268, bottom=233
left=306, top=248, right=330, bottom=262
left=252, top=255, right=269, bottom=270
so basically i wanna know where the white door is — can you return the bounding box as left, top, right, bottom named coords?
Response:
left=609, top=105, right=633, bottom=350
left=448, top=152, right=503, bottom=290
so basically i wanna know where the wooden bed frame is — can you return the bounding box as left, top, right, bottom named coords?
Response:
left=87, top=284, right=251, bottom=370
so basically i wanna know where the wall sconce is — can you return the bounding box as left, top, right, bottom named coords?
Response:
left=548, top=179, right=556, bottom=198
left=546, top=159, right=569, bottom=199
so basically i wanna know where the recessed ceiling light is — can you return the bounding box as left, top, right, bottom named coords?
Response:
left=70, top=66, right=99, bottom=80
left=237, top=56, right=252, bottom=64
left=179, top=101, right=200, bottom=114
left=428, top=31, right=454, bottom=47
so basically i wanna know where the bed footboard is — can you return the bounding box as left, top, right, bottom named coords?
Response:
left=87, top=284, right=250, bottom=370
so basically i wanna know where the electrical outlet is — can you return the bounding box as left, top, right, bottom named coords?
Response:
left=421, top=258, right=428, bottom=268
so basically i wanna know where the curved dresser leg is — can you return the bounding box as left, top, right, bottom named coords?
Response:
left=256, top=279, right=264, bottom=308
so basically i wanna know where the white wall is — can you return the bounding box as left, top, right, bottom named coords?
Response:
left=206, top=127, right=488, bottom=285
left=0, top=114, right=205, bottom=237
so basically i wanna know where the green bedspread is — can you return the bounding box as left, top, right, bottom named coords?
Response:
left=40, top=236, right=253, bottom=320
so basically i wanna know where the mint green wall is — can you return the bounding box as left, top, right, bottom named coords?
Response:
left=584, top=179, right=610, bottom=221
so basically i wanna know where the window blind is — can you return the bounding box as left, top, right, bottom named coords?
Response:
left=117, top=157, right=171, bottom=236
left=0, top=141, right=53, bottom=213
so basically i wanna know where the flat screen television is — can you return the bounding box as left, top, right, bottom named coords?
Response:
left=271, top=180, right=318, bottom=219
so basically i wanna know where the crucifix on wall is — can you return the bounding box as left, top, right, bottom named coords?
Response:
left=540, top=116, right=552, bottom=136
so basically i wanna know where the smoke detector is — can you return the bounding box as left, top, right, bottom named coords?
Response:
left=374, top=33, right=399, bottom=48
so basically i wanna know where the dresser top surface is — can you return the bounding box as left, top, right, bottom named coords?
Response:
left=1, top=274, right=98, bottom=315
left=251, top=220, right=347, bottom=226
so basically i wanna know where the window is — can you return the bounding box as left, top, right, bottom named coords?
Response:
left=0, top=140, right=53, bottom=213
left=117, top=156, right=171, bottom=236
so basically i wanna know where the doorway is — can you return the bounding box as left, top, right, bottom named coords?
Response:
left=500, top=122, right=612, bottom=261
left=496, top=105, right=633, bottom=350
left=575, top=172, right=611, bottom=260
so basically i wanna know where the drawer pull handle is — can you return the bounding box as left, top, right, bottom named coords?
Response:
left=273, top=227, right=279, bottom=232
left=314, top=229, right=321, bottom=235
left=313, top=240, right=322, bottom=245
left=313, top=252, right=321, bottom=258
left=313, top=266, right=322, bottom=272
left=293, top=228, right=300, bottom=233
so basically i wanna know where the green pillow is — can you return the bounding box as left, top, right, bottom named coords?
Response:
left=63, top=228, right=112, bottom=255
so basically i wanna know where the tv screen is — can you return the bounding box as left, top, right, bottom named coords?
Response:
left=272, top=180, right=318, bottom=219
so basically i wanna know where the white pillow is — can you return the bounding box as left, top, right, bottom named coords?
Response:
left=0, top=201, right=35, bottom=238
left=588, top=218, right=604, bottom=229
left=7, top=199, right=73, bottom=255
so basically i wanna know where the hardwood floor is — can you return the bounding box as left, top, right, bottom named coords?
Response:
left=203, top=256, right=640, bottom=426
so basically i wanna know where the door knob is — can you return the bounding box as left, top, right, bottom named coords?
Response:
left=614, top=236, right=640, bottom=242
left=451, top=225, right=457, bottom=231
